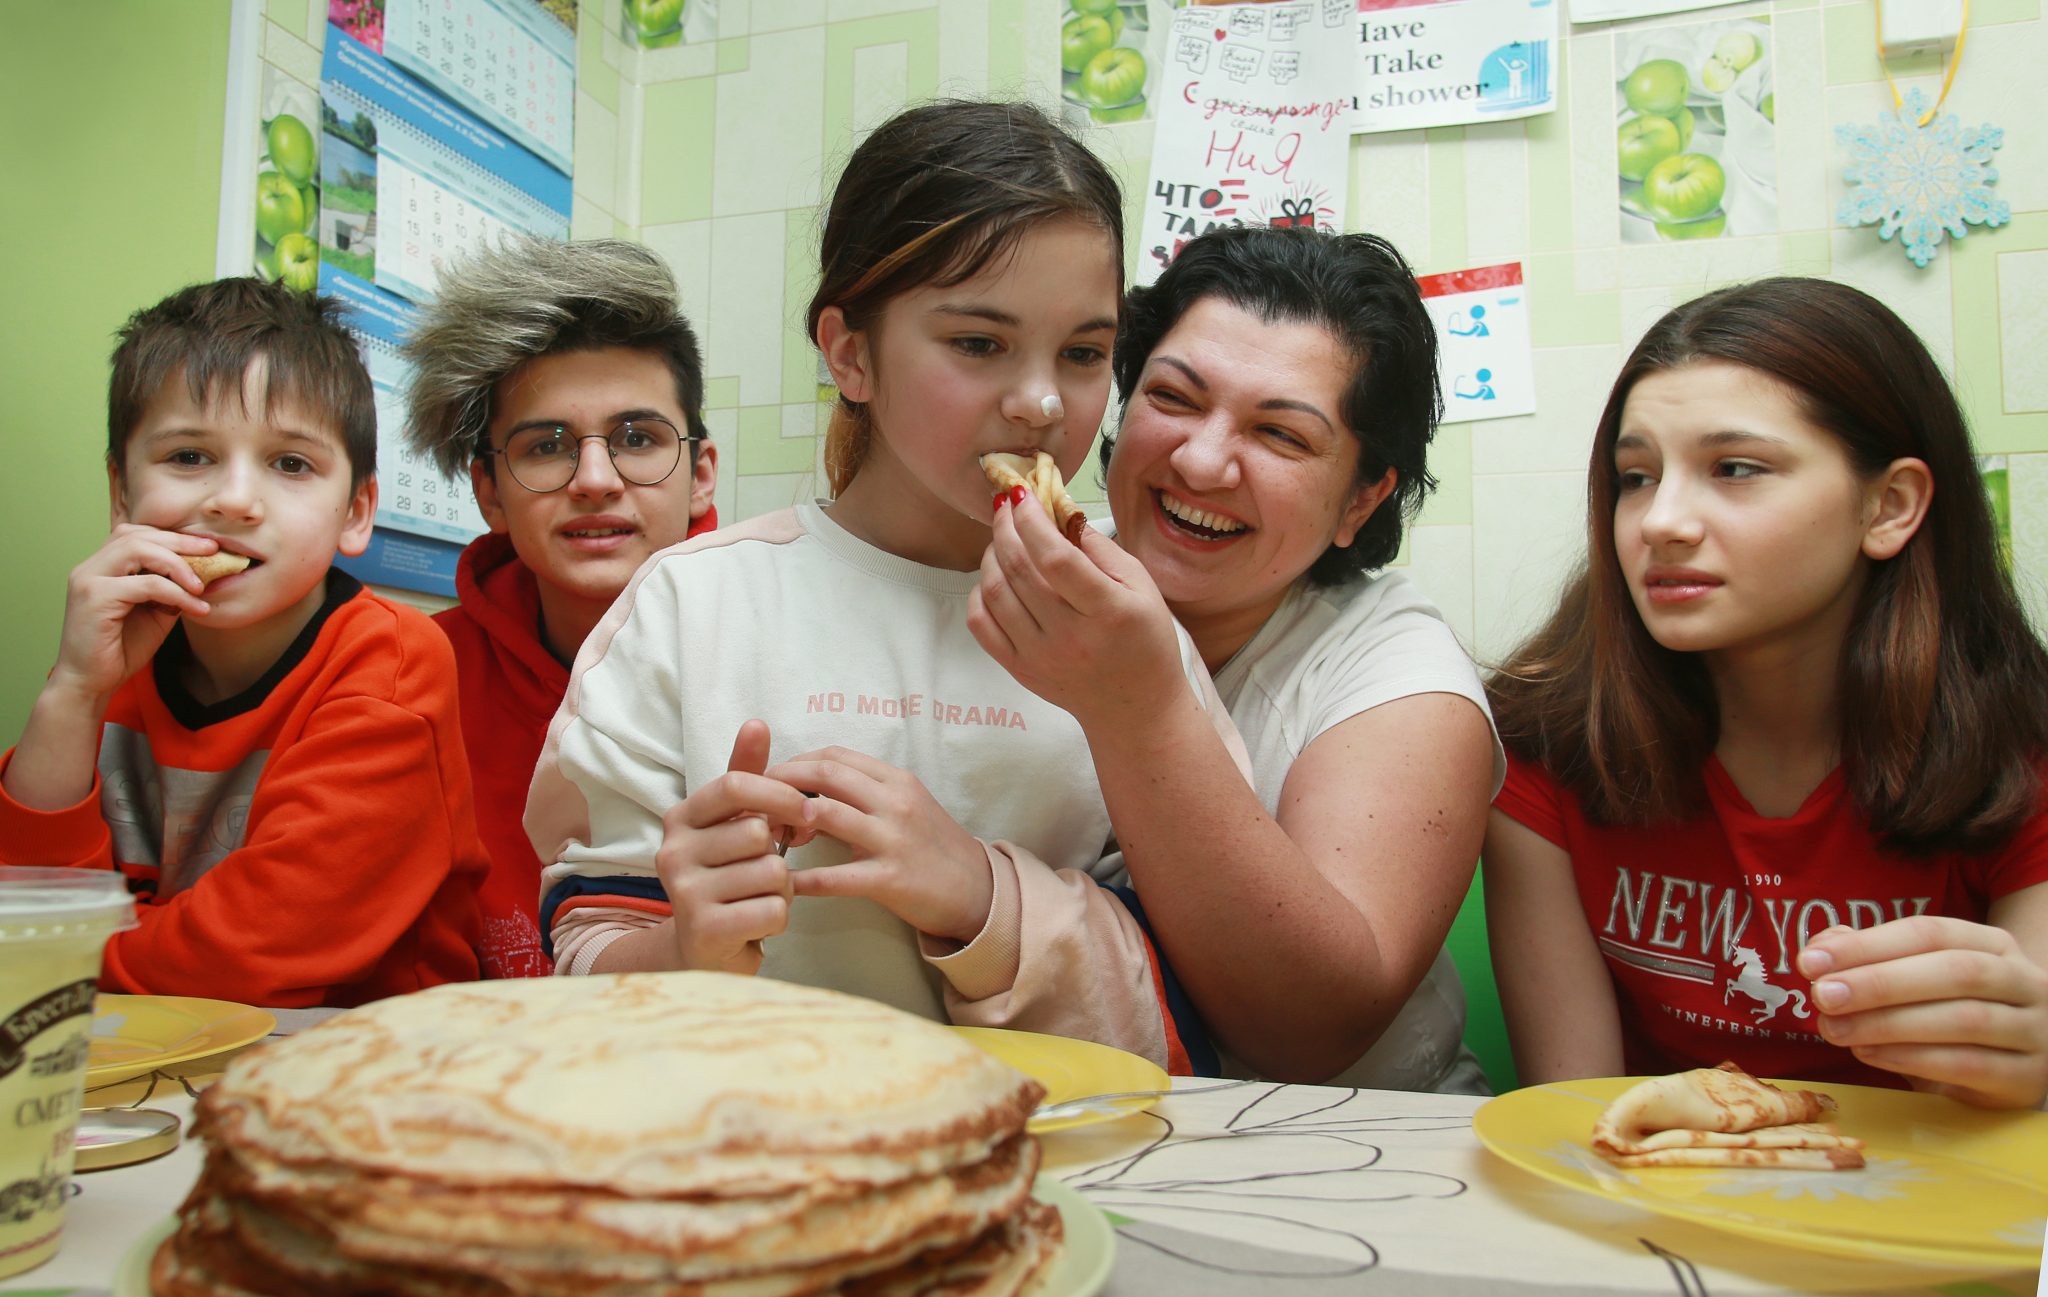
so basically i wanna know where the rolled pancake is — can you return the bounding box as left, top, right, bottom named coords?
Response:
left=1592, top=1062, right=1865, bottom=1170
left=981, top=452, right=1086, bottom=542
left=187, top=551, right=252, bottom=586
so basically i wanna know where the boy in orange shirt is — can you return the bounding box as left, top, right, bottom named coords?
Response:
left=0, top=278, right=485, bottom=1006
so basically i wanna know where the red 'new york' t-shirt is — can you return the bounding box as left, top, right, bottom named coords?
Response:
left=1495, top=751, right=2048, bottom=1086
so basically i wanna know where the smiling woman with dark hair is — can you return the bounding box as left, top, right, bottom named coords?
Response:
left=971, top=227, right=1504, bottom=1088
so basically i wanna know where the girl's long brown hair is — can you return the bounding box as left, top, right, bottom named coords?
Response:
left=1488, top=278, right=2048, bottom=853
left=805, top=100, right=1124, bottom=495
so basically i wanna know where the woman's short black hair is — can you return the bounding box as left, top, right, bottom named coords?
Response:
left=1102, top=227, right=1440, bottom=583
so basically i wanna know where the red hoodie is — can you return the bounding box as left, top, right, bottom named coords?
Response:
left=435, top=510, right=714, bottom=977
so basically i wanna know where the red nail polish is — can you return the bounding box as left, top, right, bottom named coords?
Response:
left=1006, top=485, right=1029, bottom=507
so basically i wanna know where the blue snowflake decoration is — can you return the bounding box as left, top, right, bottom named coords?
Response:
left=1837, top=87, right=2009, bottom=267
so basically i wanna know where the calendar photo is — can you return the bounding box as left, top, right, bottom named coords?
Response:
left=317, top=30, right=572, bottom=306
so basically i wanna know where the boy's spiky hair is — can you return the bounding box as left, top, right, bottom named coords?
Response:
left=108, top=278, right=376, bottom=487
left=402, top=235, right=709, bottom=480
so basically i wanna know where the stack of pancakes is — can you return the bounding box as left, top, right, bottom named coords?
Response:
left=151, top=973, right=1062, bottom=1295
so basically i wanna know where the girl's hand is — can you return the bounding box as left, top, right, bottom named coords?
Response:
left=1797, top=916, right=2048, bottom=1109
left=967, top=492, right=1185, bottom=730
left=51, top=525, right=217, bottom=704
left=767, top=747, right=992, bottom=944
left=656, top=722, right=814, bottom=975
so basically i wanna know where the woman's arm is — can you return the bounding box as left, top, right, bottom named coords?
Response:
left=1088, top=688, right=1495, bottom=1081
left=970, top=497, right=1492, bottom=1081
left=1481, top=809, right=1626, bottom=1082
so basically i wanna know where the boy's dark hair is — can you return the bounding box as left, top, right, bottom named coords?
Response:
left=403, top=236, right=710, bottom=480
left=1488, top=277, right=2048, bottom=853
left=1102, top=227, right=1440, bottom=582
left=806, top=99, right=1125, bottom=494
left=108, top=278, right=376, bottom=488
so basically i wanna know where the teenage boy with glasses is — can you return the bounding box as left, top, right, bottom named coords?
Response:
left=405, top=236, right=717, bottom=976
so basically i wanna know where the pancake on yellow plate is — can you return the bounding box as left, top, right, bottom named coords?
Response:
left=1592, top=1061, right=1865, bottom=1170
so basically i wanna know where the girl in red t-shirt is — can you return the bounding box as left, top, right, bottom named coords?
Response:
left=1484, top=277, right=2048, bottom=1110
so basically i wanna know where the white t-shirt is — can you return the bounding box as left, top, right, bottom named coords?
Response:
left=528, top=500, right=1229, bottom=1021
left=1211, top=569, right=1507, bottom=1092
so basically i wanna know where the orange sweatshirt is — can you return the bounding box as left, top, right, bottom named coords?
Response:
left=0, top=572, right=486, bottom=1007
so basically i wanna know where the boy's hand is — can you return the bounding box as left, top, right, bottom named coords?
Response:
left=1798, top=916, right=2048, bottom=1109
left=769, top=747, right=993, bottom=945
left=655, top=721, right=814, bottom=975
left=51, top=525, right=217, bottom=704
left=968, top=491, right=1186, bottom=731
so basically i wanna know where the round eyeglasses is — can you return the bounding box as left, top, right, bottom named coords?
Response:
left=482, top=417, right=701, bottom=493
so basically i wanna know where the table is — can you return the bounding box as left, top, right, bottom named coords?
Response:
left=15, top=1071, right=2045, bottom=1295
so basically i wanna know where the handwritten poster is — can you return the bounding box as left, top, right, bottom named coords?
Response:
left=1137, top=1, right=1355, bottom=284
left=1418, top=263, right=1535, bottom=422
left=1350, top=0, right=1557, bottom=134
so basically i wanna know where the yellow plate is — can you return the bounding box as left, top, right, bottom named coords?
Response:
left=88, top=993, right=276, bottom=1088
left=1473, top=1076, right=2048, bottom=1270
left=115, top=1177, right=1113, bottom=1297
left=951, top=1026, right=1170, bottom=1134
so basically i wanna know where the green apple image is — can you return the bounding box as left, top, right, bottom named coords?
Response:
left=1070, top=0, right=1118, bottom=15
left=299, top=182, right=318, bottom=234
left=275, top=232, right=319, bottom=293
left=1089, top=99, right=1148, bottom=124
left=1080, top=47, right=1146, bottom=108
left=1700, top=56, right=1738, bottom=93
left=1714, top=31, right=1761, bottom=72
left=1622, top=59, right=1689, bottom=115
left=255, top=170, right=306, bottom=245
left=1760, top=93, right=1776, bottom=123
left=1062, top=14, right=1115, bottom=75
left=1662, top=104, right=1695, bottom=148
left=1617, top=114, right=1681, bottom=182
left=1641, top=152, right=1726, bottom=223
left=628, top=0, right=684, bottom=45
left=265, top=113, right=317, bottom=186
left=1655, top=211, right=1728, bottom=240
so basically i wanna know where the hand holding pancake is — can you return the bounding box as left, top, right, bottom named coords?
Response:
left=1797, top=914, right=2048, bottom=1110
left=656, top=720, right=816, bottom=974
left=50, top=524, right=222, bottom=703
left=970, top=481, right=1186, bottom=730
left=767, top=746, right=995, bottom=946
left=981, top=450, right=1086, bottom=540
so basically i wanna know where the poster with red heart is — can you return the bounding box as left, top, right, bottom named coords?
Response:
left=1135, top=0, right=1355, bottom=285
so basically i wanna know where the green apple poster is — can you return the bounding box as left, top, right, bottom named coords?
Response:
left=1615, top=16, right=1775, bottom=243
left=1349, top=0, right=1557, bottom=134
left=621, top=0, right=716, bottom=48
left=1062, top=0, right=1177, bottom=129
left=254, top=67, right=323, bottom=294
left=1137, top=0, right=1354, bottom=284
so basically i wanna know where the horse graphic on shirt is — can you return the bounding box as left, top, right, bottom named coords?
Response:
left=1722, top=945, right=1812, bottom=1023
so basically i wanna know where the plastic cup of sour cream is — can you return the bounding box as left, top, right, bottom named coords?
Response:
left=0, top=869, right=134, bottom=1278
